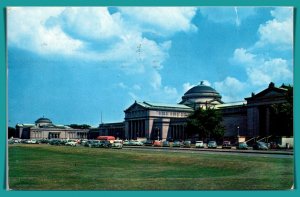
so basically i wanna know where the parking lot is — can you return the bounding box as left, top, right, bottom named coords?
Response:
left=8, top=138, right=293, bottom=158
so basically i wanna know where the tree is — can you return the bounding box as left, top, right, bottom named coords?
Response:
left=186, top=107, right=225, bottom=140
left=270, top=85, right=293, bottom=136
left=8, top=127, right=16, bottom=139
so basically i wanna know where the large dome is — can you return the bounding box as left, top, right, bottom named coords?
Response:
left=180, top=81, right=223, bottom=108
left=35, top=117, right=52, bottom=124
left=184, top=83, right=218, bottom=95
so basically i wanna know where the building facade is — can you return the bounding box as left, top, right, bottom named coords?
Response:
left=93, top=82, right=292, bottom=141
left=16, top=117, right=89, bottom=139
left=14, top=82, right=292, bottom=142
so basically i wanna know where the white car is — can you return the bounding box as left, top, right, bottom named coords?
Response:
left=112, top=140, right=123, bottom=149
left=65, top=140, right=77, bottom=146
left=195, top=141, right=204, bottom=148
left=27, top=139, right=38, bottom=144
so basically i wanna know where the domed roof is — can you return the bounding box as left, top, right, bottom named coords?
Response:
left=184, top=82, right=218, bottom=95
left=35, top=117, right=52, bottom=124
left=180, top=81, right=223, bottom=106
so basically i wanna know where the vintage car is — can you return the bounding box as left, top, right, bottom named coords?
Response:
left=112, top=140, right=123, bottom=149
left=195, top=141, right=204, bottom=148
left=65, top=139, right=78, bottom=146
left=207, top=141, right=217, bottom=149
left=222, top=141, right=232, bottom=149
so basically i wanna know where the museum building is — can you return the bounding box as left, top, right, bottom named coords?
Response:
left=93, top=81, right=292, bottom=141
left=15, top=81, right=292, bottom=141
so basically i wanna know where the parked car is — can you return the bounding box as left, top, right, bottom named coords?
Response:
left=130, top=140, right=143, bottom=146
left=153, top=140, right=162, bottom=147
left=27, top=139, right=39, bottom=144
left=172, top=141, right=182, bottom=147
left=123, top=140, right=130, bottom=146
left=222, top=141, right=232, bottom=149
left=65, top=139, right=78, bottom=146
left=83, top=140, right=94, bottom=147
left=207, top=141, right=217, bottom=148
left=195, top=141, right=204, bottom=148
left=162, top=141, right=170, bottom=147
left=89, top=140, right=102, bottom=148
left=143, top=140, right=153, bottom=146
left=112, top=140, right=123, bottom=149
left=253, top=141, right=268, bottom=150
left=101, top=140, right=112, bottom=148
left=237, top=142, right=249, bottom=150
left=183, top=141, right=191, bottom=148
left=49, top=139, right=62, bottom=145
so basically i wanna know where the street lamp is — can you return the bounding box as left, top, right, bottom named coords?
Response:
left=237, top=126, right=240, bottom=143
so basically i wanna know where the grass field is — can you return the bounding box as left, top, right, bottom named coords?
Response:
left=8, top=144, right=294, bottom=190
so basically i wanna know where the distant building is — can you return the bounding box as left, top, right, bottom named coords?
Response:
left=15, top=117, right=88, bottom=139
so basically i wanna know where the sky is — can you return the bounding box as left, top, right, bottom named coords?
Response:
left=7, top=7, right=293, bottom=127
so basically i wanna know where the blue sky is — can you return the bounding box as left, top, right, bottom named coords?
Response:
left=7, top=7, right=293, bottom=127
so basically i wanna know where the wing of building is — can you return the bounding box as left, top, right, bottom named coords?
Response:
left=15, top=117, right=89, bottom=139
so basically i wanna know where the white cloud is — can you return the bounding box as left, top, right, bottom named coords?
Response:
left=214, top=77, right=246, bottom=102
left=7, top=7, right=83, bottom=56
left=231, top=48, right=256, bottom=65
left=199, top=7, right=256, bottom=26
left=7, top=7, right=199, bottom=98
left=118, top=7, right=197, bottom=36
left=163, top=86, right=178, bottom=96
left=231, top=47, right=292, bottom=87
left=59, top=7, right=123, bottom=41
left=246, top=58, right=292, bottom=86
left=255, top=7, right=293, bottom=50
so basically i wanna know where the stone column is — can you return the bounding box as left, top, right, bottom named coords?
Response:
left=266, top=107, right=270, bottom=136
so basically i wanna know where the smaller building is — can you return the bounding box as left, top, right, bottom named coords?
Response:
left=89, top=122, right=125, bottom=139
left=15, top=117, right=89, bottom=139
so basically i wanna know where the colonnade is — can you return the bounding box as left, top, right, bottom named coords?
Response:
left=128, top=119, right=146, bottom=139
left=169, top=124, right=185, bottom=140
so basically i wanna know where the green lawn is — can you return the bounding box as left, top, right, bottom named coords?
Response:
left=8, top=144, right=294, bottom=190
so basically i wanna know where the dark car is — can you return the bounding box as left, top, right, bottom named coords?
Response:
left=84, top=140, right=95, bottom=147
left=253, top=141, right=268, bottom=150
left=182, top=141, right=191, bottom=148
left=90, top=140, right=102, bottom=148
left=162, top=141, right=170, bottom=147
left=172, top=141, right=182, bottom=147
left=222, top=141, right=232, bottom=149
left=101, top=140, right=112, bottom=148
left=207, top=141, right=217, bottom=149
left=144, top=140, right=153, bottom=146
left=237, top=142, right=249, bottom=150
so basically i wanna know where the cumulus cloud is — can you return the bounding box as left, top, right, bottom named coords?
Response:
left=231, top=47, right=292, bottom=87
left=231, top=48, right=256, bottom=65
left=8, top=7, right=196, bottom=98
left=255, top=7, right=293, bottom=50
left=118, top=7, right=197, bottom=36
left=214, top=77, right=246, bottom=102
left=58, top=7, right=123, bottom=41
left=7, top=7, right=83, bottom=56
left=246, top=58, right=292, bottom=86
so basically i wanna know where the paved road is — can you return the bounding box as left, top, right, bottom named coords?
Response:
left=123, top=146, right=294, bottom=159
